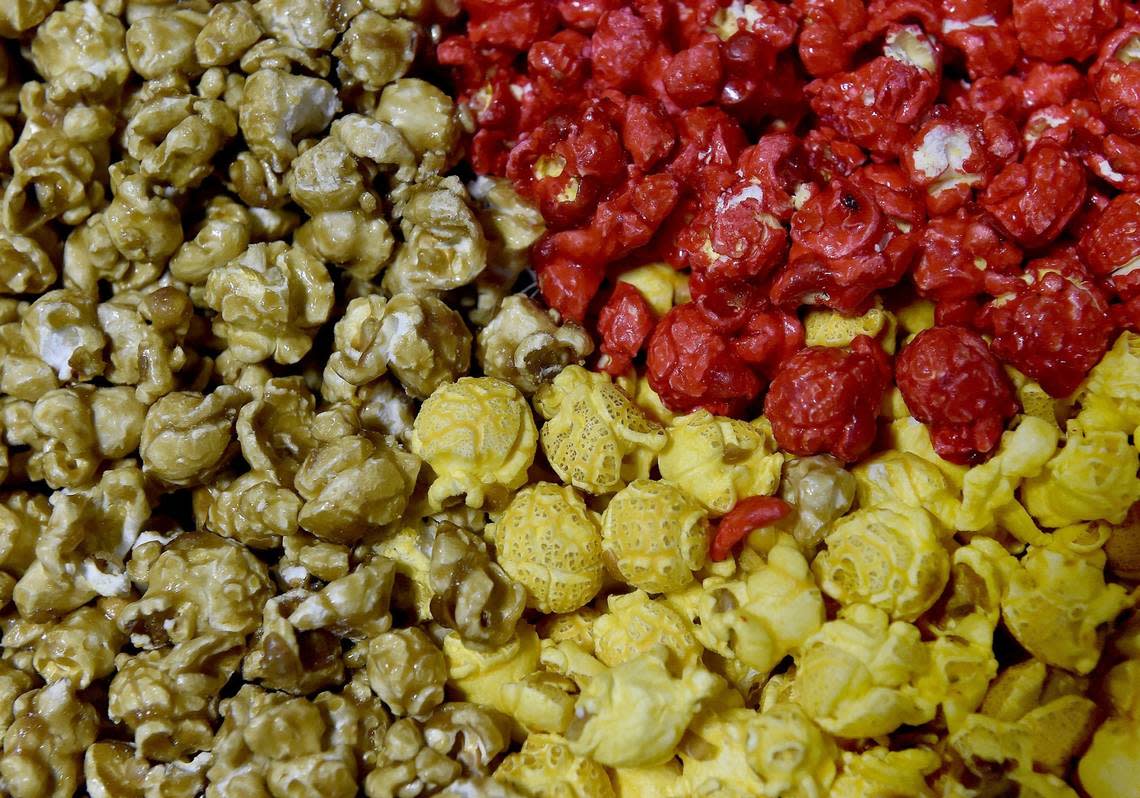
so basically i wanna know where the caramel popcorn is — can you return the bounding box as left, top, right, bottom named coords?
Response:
left=368, top=627, right=447, bottom=718
left=476, top=295, right=594, bottom=395
left=241, top=591, right=345, bottom=695
left=489, top=482, right=604, bottom=614
left=534, top=365, right=666, bottom=495
left=140, top=387, right=247, bottom=486
left=0, top=680, right=99, bottom=798
left=776, top=454, right=857, bottom=552
left=0, top=230, right=57, bottom=295
left=238, top=68, right=339, bottom=171
left=22, top=287, right=105, bottom=382
left=30, top=1, right=129, bottom=104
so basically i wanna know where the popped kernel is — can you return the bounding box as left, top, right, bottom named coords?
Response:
left=495, top=734, right=615, bottom=798
left=591, top=590, right=702, bottom=671
left=103, top=166, right=185, bottom=265
left=1076, top=331, right=1140, bottom=434
left=496, top=671, right=577, bottom=735
left=241, top=591, right=345, bottom=695
left=490, top=482, right=604, bottom=613
left=658, top=410, right=783, bottom=516
left=140, top=387, right=247, bottom=487
left=334, top=11, right=419, bottom=92
left=235, top=375, right=318, bottom=487
left=0, top=230, right=57, bottom=295
left=795, top=603, right=938, bottom=738
left=1079, top=659, right=1140, bottom=798
left=852, top=450, right=961, bottom=530
left=776, top=454, right=858, bottom=553
left=0, top=680, right=98, bottom=798
left=289, top=556, right=396, bottom=640
left=443, top=624, right=541, bottom=716
left=21, top=287, right=105, bottom=383
left=534, top=365, right=666, bottom=495
left=411, top=376, right=536, bottom=510
left=475, top=295, right=593, bottom=395
left=600, top=478, right=708, bottom=594
left=813, top=504, right=950, bottom=621
left=830, top=746, right=940, bottom=798
left=368, top=627, right=447, bottom=718
left=804, top=303, right=899, bottom=354
left=238, top=68, right=339, bottom=172
left=30, top=1, right=129, bottom=104
left=125, top=7, right=206, bottom=80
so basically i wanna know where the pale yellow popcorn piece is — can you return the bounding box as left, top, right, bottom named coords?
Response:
left=22, top=287, right=105, bottom=383
left=852, top=450, right=961, bottom=530
left=118, top=532, right=274, bottom=648
left=674, top=537, right=823, bottom=694
left=375, top=79, right=460, bottom=166
left=658, top=410, right=783, bottom=517
left=0, top=680, right=99, bottom=798
left=236, top=376, right=319, bottom=487
left=204, top=240, right=334, bottom=365
left=372, top=524, right=434, bottom=623
left=567, top=648, right=721, bottom=768
left=1079, top=660, right=1140, bottom=798
left=140, top=386, right=247, bottom=486
left=497, top=671, right=578, bottom=735
left=108, top=632, right=245, bottom=763
left=1076, top=331, right=1140, bottom=434
left=294, top=432, right=420, bottom=543
left=536, top=608, right=600, bottom=655
left=103, top=166, right=185, bottom=265
left=475, top=294, right=593, bottom=396
left=888, top=416, right=969, bottom=489
left=1023, top=422, right=1140, bottom=528
left=600, top=478, right=707, bottom=593
left=814, top=504, right=950, bottom=621
left=238, top=68, right=339, bottom=171
left=804, top=303, right=898, bottom=353
left=490, top=482, right=604, bottom=613
left=610, top=762, right=685, bottom=798
left=535, top=365, right=667, bottom=495
left=334, top=10, right=419, bottom=91
left=830, top=747, right=940, bottom=798
left=956, top=415, right=1060, bottom=544
left=617, top=262, right=687, bottom=317
left=927, top=614, right=1000, bottom=733
left=383, top=177, right=489, bottom=295
left=444, top=624, right=541, bottom=716
left=795, top=603, right=937, bottom=737
left=1001, top=541, right=1133, bottom=674
left=411, top=376, right=536, bottom=510
left=495, top=734, right=615, bottom=798
left=325, top=293, right=471, bottom=402
left=592, top=590, right=702, bottom=671
left=31, top=1, right=129, bottom=104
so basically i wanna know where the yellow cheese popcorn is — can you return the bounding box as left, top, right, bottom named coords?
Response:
left=813, top=504, right=950, bottom=621
left=927, top=615, right=1000, bottom=733
left=830, top=747, right=940, bottom=798
left=671, top=534, right=824, bottom=686
left=535, top=608, right=600, bottom=655
left=566, top=648, right=721, bottom=768
left=1079, top=660, right=1140, bottom=798
left=956, top=416, right=1059, bottom=543
left=1022, top=422, right=1140, bottom=528
left=680, top=703, right=837, bottom=798
left=1001, top=541, right=1133, bottom=674
left=497, top=672, right=578, bottom=736
left=600, top=479, right=708, bottom=594
left=609, top=762, right=685, bottom=798
left=896, top=299, right=935, bottom=338
left=534, top=365, right=666, bottom=495
left=443, top=623, right=541, bottom=715
left=803, top=303, right=898, bottom=354
left=1076, top=331, right=1140, bottom=434
left=591, top=591, right=702, bottom=671
left=852, top=450, right=960, bottom=530
left=1009, top=369, right=1070, bottom=433
left=410, top=377, right=537, bottom=511
left=948, top=712, right=1086, bottom=798
left=489, top=483, right=604, bottom=613
left=887, top=417, right=968, bottom=489
left=617, top=262, right=687, bottom=317
left=795, top=603, right=938, bottom=737
left=657, top=411, right=783, bottom=517
left=495, top=733, right=615, bottom=798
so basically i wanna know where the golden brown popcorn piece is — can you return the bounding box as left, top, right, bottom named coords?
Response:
left=0, top=680, right=98, bottom=798
left=600, top=479, right=708, bottom=594
left=140, top=387, right=247, bottom=486
left=367, top=627, right=447, bottom=718
left=30, top=601, right=126, bottom=688
left=288, top=557, right=395, bottom=640
left=364, top=717, right=462, bottom=798
left=0, top=0, right=58, bottom=37
left=535, top=365, right=666, bottom=495
left=168, top=196, right=252, bottom=285
left=118, top=532, right=273, bottom=648
left=0, top=661, right=35, bottom=740
left=0, top=321, right=60, bottom=401
left=323, top=293, right=472, bottom=403
left=201, top=470, right=301, bottom=548
left=236, top=376, right=318, bottom=487
left=466, top=178, right=547, bottom=324
left=334, top=11, right=419, bottom=91
left=21, top=287, right=105, bottom=383
left=195, top=0, right=263, bottom=67
left=428, top=523, right=526, bottom=649
left=30, top=1, right=129, bottom=104
left=26, top=385, right=145, bottom=489
left=62, top=214, right=160, bottom=298
left=0, top=492, right=45, bottom=585
left=490, top=483, right=604, bottom=614
left=296, top=208, right=395, bottom=282
left=410, top=376, right=536, bottom=510
left=0, top=230, right=57, bottom=295
left=98, top=299, right=184, bottom=405
left=777, top=454, right=857, bottom=553
left=383, top=178, right=489, bottom=295
left=813, top=504, right=950, bottom=622
left=108, top=632, right=246, bottom=762
left=476, top=295, right=593, bottom=396
left=125, top=6, right=206, bottom=79
left=239, top=68, right=339, bottom=171
left=375, top=79, right=460, bottom=169
left=242, top=592, right=345, bottom=695
left=203, top=240, right=334, bottom=365
left=103, top=166, right=185, bottom=266
left=294, top=432, right=420, bottom=543
left=357, top=377, right=416, bottom=444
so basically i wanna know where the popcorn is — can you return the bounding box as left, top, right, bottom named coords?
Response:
left=495, top=734, right=615, bottom=798
left=852, top=450, right=961, bottom=530
left=591, top=590, right=702, bottom=670
left=1076, top=331, right=1140, bottom=434
left=658, top=410, right=783, bottom=516
left=830, top=747, right=940, bottom=797
left=534, top=365, right=667, bottom=495
left=489, top=483, right=604, bottom=613
left=600, top=478, right=708, bottom=593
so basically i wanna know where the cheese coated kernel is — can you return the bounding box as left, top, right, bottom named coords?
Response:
left=534, top=365, right=666, bottom=495
left=495, top=733, right=615, bottom=798
left=411, top=376, right=537, bottom=511
left=490, top=483, right=604, bottom=614
left=591, top=590, right=702, bottom=670
left=658, top=410, right=783, bottom=516
left=1076, top=331, right=1140, bottom=434
left=600, top=478, right=708, bottom=594
left=813, top=504, right=950, bottom=621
